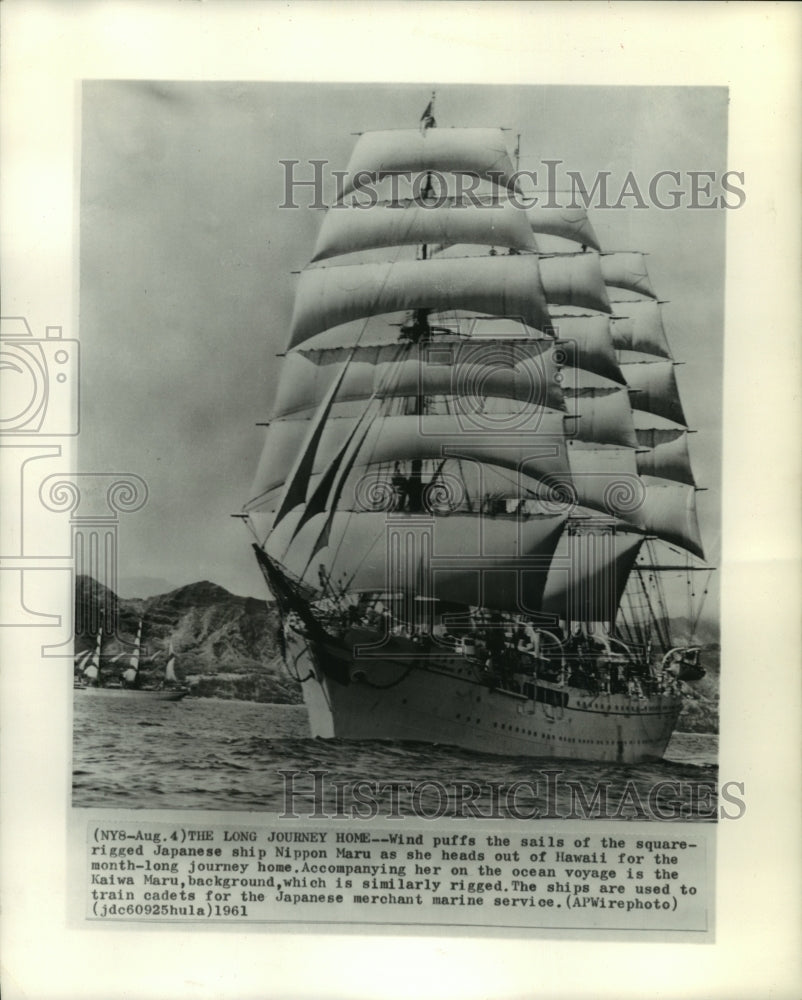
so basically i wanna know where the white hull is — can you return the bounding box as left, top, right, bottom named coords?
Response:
left=285, top=629, right=681, bottom=764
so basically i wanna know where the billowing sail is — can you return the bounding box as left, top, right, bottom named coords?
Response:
left=565, top=444, right=643, bottom=524
left=564, top=388, right=638, bottom=449
left=339, top=128, right=519, bottom=199
left=539, top=254, right=611, bottom=313
left=542, top=530, right=645, bottom=623
left=527, top=207, right=601, bottom=251
left=610, top=300, right=672, bottom=358
left=639, top=483, right=704, bottom=559
left=289, top=255, right=552, bottom=349
left=249, top=400, right=651, bottom=512
left=550, top=314, right=625, bottom=384
left=272, top=338, right=564, bottom=421
left=269, top=508, right=567, bottom=614
left=636, top=428, right=695, bottom=486
left=600, top=253, right=656, bottom=298
left=311, top=200, right=536, bottom=261
left=622, top=360, right=687, bottom=426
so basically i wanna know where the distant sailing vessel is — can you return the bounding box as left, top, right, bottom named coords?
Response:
left=244, top=96, right=713, bottom=763
left=74, top=617, right=188, bottom=701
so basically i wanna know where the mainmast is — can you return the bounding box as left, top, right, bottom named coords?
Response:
left=404, top=91, right=437, bottom=346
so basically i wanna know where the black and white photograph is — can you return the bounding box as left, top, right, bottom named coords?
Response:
left=72, top=81, right=725, bottom=820
left=1, top=2, right=799, bottom=998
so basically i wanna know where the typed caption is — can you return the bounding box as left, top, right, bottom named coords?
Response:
left=86, top=820, right=709, bottom=932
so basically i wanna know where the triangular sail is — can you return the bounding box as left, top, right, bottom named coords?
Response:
left=271, top=360, right=350, bottom=527
left=164, top=642, right=178, bottom=683
left=122, top=619, right=142, bottom=685
left=82, top=621, right=104, bottom=683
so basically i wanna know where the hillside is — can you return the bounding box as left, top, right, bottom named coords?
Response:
left=74, top=576, right=301, bottom=704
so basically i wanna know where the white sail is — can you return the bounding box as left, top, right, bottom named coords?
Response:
left=74, top=649, right=92, bottom=671
left=549, top=314, right=625, bottom=384
left=339, top=128, right=519, bottom=199
left=269, top=508, right=567, bottom=612
left=600, top=252, right=656, bottom=298
left=639, top=482, right=704, bottom=559
left=248, top=398, right=655, bottom=511
left=82, top=624, right=103, bottom=683
left=566, top=445, right=644, bottom=524
left=272, top=361, right=350, bottom=528
left=565, top=388, right=638, bottom=449
left=539, top=254, right=611, bottom=313
left=636, top=429, right=695, bottom=486
left=542, top=530, right=645, bottom=623
left=127, top=620, right=142, bottom=672
left=289, top=255, right=552, bottom=349
left=527, top=206, right=601, bottom=251
left=165, top=643, right=178, bottom=684
left=271, top=339, right=564, bottom=421
left=622, top=360, right=687, bottom=426
left=610, top=300, right=672, bottom=358
left=311, top=200, right=536, bottom=261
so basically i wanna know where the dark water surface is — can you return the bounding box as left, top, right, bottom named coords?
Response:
left=73, top=695, right=718, bottom=820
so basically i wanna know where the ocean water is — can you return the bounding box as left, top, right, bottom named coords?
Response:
left=72, top=695, right=719, bottom=821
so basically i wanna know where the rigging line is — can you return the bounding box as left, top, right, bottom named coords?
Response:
left=323, top=340, right=414, bottom=581
left=647, top=538, right=672, bottom=647
left=689, top=567, right=714, bottom=638
left=239, top=513, right=265, bottom=547
left=339, top=523, right=389, bottom=595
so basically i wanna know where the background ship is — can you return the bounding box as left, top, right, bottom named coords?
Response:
left=243, top=96, right=714, bottom=763
left=74, top=613, right=188, bottom=701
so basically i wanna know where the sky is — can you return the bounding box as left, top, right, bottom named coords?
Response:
left=79, top=81, right=727, bottom=603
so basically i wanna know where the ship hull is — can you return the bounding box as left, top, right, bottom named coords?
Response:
left=285, top=628, right=681, bottom=764
left=74, top=686, right=188, bottom=702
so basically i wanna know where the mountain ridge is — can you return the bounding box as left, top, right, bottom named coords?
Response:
left=74, top=575, right=301, bottom=704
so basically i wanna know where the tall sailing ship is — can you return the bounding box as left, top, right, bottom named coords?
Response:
left=74, top=616, right=188, bottom=701
left=243, top=97, right=712, bottom=763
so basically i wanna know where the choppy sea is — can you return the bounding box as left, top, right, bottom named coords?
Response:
left=72, top=696, right=718, bottom=821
